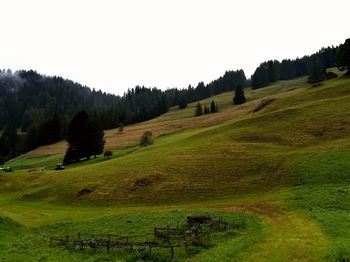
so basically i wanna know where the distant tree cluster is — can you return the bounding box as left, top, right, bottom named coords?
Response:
left=251, top=46, right=338, bottom=88
left=63, top=111, right=105, bottom=164
left=171, top=70, right=247, bottom=110
left=195, top=101, right=219, bottom=117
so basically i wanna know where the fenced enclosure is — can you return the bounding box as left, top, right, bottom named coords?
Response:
left=49, top=215, right=230, bottom=259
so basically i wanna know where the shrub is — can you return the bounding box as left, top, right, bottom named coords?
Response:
left=104, top=150, right=113, bottom=159
left=118, top=123, right=124, bottom=133
left=195, top=102, right=203, bottom=116
left=140, top=131, right=153, bottom=147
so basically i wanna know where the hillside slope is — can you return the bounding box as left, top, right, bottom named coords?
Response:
left=1, top=74, right=350, bottom=261
left=2, top=76, right=350, bottom=204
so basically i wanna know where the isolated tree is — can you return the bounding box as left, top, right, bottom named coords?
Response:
left=63, top=111, right=105, bottom=164
left=140, top=131, right=153, bottom=146
left=210, top=101, right=216, bottom=113
left=87, top=112, right=105, bottom=158
left=336, top=38, right=350, bottom=74
left=195, top=102, right=203, bottom=116
left=64, top=111, right=88, bottom=164
left=233, top=85, right=246, bottom=105
left=203, top=105, right=209, bottom=115
left=308, top=55, right=325, bottom=84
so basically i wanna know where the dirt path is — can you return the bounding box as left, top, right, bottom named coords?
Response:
left=220, top=203, right=330, bottom=262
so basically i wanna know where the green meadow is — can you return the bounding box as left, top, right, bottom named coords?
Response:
left=1, top=73, right=350, bottom=261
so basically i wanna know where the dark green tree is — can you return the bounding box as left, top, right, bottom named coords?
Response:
left=336, top=38, right=350, bottom=74
left=233, top=85, right=246, bottom=105
left=87, top=112, right=105, bottom=159
left=63, top=111, right=105, bottom=164
left=64, top=111, right=89, bottom=164
left=308, top=55, right=325, bottom=84
left=210, top=101, right=216, bottom=113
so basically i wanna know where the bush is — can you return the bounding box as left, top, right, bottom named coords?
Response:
left=195, top=102, right=203, bottom=116
left=140, top=131, right=153, bottom=147
left=104, top=150, right=113, bottom=159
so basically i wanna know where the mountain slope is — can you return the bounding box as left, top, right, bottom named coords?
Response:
left=1, top=74, right=350, bottom=261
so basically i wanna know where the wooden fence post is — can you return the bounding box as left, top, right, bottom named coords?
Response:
left=107, top=235, right=110, bottom=253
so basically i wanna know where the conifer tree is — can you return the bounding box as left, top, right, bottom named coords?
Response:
left=336, top=38, right=350, bottom=74
left=308, top=55, right=325, bottom=84
left=63, top=111, right=105, bottom=164
left=210, top=101, right=216, bottom=113
left=233, top=85, right=246, bottom=105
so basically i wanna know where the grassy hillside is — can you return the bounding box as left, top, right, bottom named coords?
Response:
left=1, top=74, right=350, bottom=261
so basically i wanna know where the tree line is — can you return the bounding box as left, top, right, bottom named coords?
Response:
left=251, top=46, right=338, bottom=88
left=1, top=38, right=349, bottom=164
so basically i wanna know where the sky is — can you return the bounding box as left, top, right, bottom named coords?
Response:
left=0, top=0, right=349, bottom=95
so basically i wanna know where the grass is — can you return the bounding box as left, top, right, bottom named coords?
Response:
left=0, top=207, right=262, bottom=261
left=289, top=148, right=350, bottom=261
left=1, top=73, right=350, bottom=261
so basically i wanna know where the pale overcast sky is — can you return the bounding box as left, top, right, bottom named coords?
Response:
left=0, top=0, right=349, bottom=95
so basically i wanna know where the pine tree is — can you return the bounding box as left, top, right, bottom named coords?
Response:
left=308, top=55, right=325, bottom=84
left=195, top=102, right=203, bottom=116
left=87, top=112, right=105, bottom=159
left=210, top=101, right=216, bottom=113
left=336, top=38, right=350, bottom=74
left=233, top=85, right=246, bottom=105
left=63, top=111, right=105, bottom=164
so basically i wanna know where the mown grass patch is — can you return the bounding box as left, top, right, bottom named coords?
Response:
left=290, top=148, right=350, bottom=261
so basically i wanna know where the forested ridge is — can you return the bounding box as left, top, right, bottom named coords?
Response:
left=251, top=46, right=338, bottom=88
left=1, top=38, right=349, bottom=164
left=0, top=69, right=246, bottom=163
